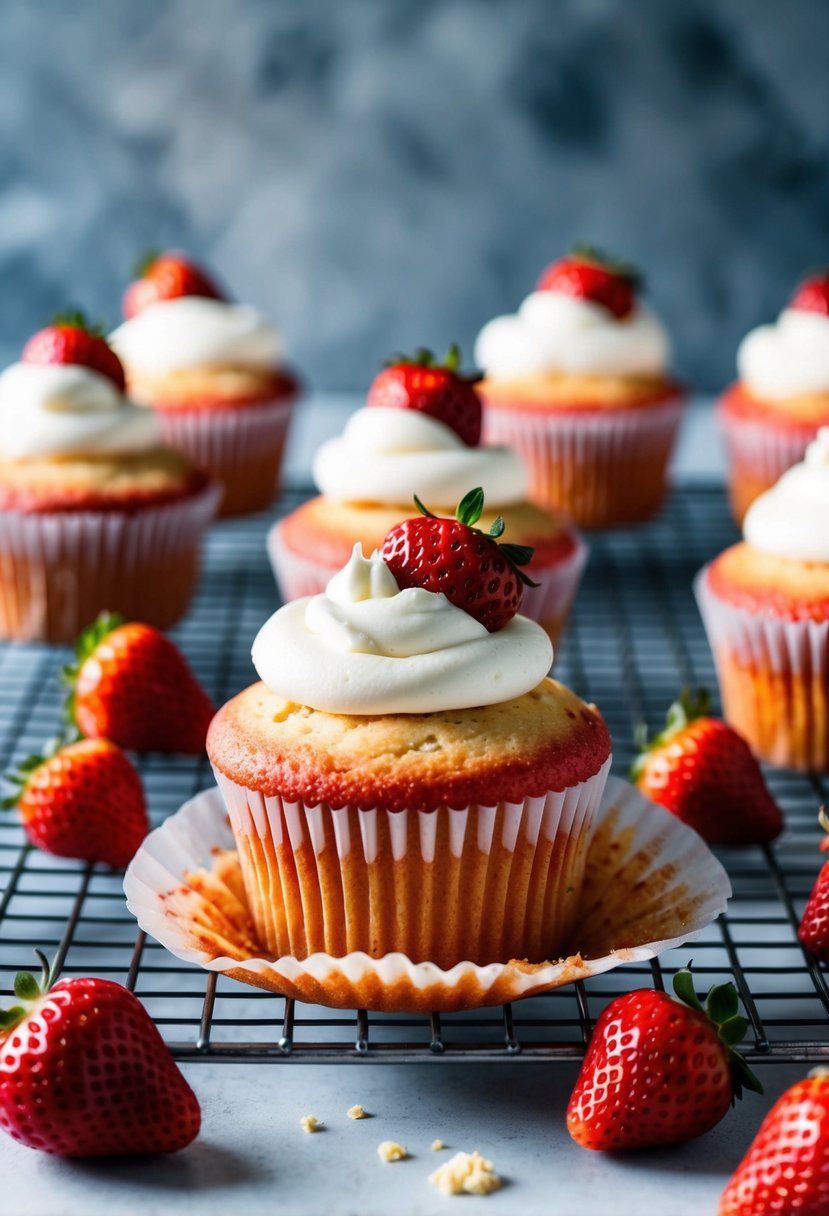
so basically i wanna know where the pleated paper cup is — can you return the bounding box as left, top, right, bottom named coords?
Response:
left=124, top=776, right=731, bottom=1014
left=156, top=393, right=297, bottom=518
left=482, top=394, right=685, bottom=528
left=0, top=481, right=221, bottom=643
left=268, top=519, right=589, bottom=647
left=695, top=567, right=829, bottom=772
left=718, top=398, right=820, bottom=525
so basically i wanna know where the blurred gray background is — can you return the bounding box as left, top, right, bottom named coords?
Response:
left=2, top=0, right=829, bottom=391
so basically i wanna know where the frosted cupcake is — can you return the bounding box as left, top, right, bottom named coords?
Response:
left=720, top=269, right=829, bottom=524
left=0, top=316, right=219, bottom=642
left=269, top=349, right=587, bottom=645
left=209, top=509, right=611, bottom=969
left=474, top=247, right=685, bottom=528
left=110, top=252, right=300, bottom=517
left=696, top=429, right=829, bottom=771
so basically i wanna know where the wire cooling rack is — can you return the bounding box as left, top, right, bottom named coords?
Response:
left=0, top=485, right=826, bottom=1066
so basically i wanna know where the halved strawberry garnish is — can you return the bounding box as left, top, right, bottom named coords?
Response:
left=123, top=250, right=224, bottom=319
left=537, top=245, right=641, bottom=319
left=366, top=345, right=482, bottom=446
left=21, top=311, right=126, bottom=392
left=790, top=269, right=829, bottom=316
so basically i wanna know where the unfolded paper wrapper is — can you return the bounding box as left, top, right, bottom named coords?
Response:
left=124, top=776, right=731, bottom=1014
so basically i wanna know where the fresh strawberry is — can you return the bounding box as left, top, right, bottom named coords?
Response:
left=797, top=808, right=829, bottom=961
left=567, top=968, right=762, bottom=1152
left=631, top=690, right=783, bottom=847
left=123, top=250, right=223, bottom=319
left=64, top=612, right=215, bottom=754
left=2, top=739, right=148, bottom=869
left=21, top=311, right=126, bottom=392
left=381, top=488, right=536, bottom=633
left=0, top=951, right=200, bottom=1157
left=537, top=245, right=640, bottom=319
left=366, top=346, right=482, bottom=446
left=790, top=270, right=829, bottom=316
left=718, top=1070, right=829, bottom=1215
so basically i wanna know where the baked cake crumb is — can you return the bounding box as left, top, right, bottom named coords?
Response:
left=431, top=1138, right=446, bottom=1151
left=429, top=1150, right=502, bottom=1196
left=377, top=1139, right=408, bottom=1162
left=300, top=1114, right=322, bottom=1134
left=347, top=1104, right=367, bottom=1120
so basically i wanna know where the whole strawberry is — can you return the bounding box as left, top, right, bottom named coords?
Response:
left=22, top=311, right=126, bottom=391
left=567, top=969, right=762, bottom=1152
left=718, top=1070, right=829, bottom=1215
left=123, top=250, right=223, bottom=319
left=2, top=739, right=149, bottom=869
left=537, top=245, right=641, bottom=319
left=381, top=488, right=536, bottom=633
left=0, top=952, right=201, bottom=1157
left=631, top=690, right=783, bottom=847
left=797, top=808, right=829, bottom=961
left=790, top=269, right=829, bottom=317
left=367, top=345, right=482, bottom=446
left=64, top=612, right=215, bottom=754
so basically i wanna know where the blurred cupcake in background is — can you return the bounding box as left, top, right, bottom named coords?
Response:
left=111, top=252, right=301, bottom=517
left=719, top=269, right=829, bottom=524
left=0, top=314, right=219, bottom=642
left=268, top=348, right=588, bottom=647
left=474, top=246, right=685, bottom=528
left=696, top=428, right=829, bottom=772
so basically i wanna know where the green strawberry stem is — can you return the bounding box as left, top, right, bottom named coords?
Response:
left=0, top=949, right=57, bottom=1032
left=672, top=967, right=763, bottom=1102
left=50, top=308, right=107, bottom=337
left=568, top=243, right=643, bottom=289
left=630, top=688, right=711, bottom=780
left=62, top=611, right=124, bottom=730
left=132, top=248, right=161, bottom=279
left=384, top=343, right=473, bottom=376
left=413, top=489, right=539, bottom=588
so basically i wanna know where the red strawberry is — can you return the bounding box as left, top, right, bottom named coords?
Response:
left=537, top=245, right=641, bottom=319
left=21, top=311, right=126, bottom=392
left=790, top=270, right=829, bottom=316
left=631, top=690, right=783, bottom=847
left=381, top=488, right=536, bottom=633
left=366, top=346, right=482, bottom=446
left=2, top=739, right=149, bottom=869
left=797, top=808, right=829, bottom=960
left=64, top=613, right=215, bottom=755
left=0, top=952, right=201, bottom=1157
left=123, top=250, right=223, bottom=319
left=718, top=1070, right=829, bottom=1215
left=567, top=969, right=762, bottom=1152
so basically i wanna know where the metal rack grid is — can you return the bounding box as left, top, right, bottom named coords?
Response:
left=0, top=485, right=826, bottom=1066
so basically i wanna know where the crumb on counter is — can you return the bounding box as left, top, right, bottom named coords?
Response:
left=347, top=1104, right=367, bottom=1119
left=300, top=1114, right=322, bottom=1134
left=429, top=1150, right=502, bottom=1196
left=431, top=1138, right=446, bottom=1151
left=377, top=1139, right=408, bottom=1162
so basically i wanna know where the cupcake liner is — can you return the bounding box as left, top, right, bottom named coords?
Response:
left=267, top=519, right=589, bottom=645
left=156, top=393, right=297, bottom=518
left=124, top=776, right=731, bottom=1014
left=695, top=567, right=829, bottom=771
left=0, top=481, right=221, bottom=643
left=718, top=403, right=819, bottom=523
left=482, top=395, right=685, bottom=528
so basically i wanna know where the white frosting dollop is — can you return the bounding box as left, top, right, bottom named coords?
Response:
left=0, top=362, right=160, bottom=460
left=110, top=297, right=281, bottom=375
left=474, top=291, right=670, bottom=380
left=737, top=308, right=829, bottom=399
left=744, top=428, right=829, bottom=561
left=252, top=545, right=553, bottom=715
left=313, top=407, right=527, bottom=506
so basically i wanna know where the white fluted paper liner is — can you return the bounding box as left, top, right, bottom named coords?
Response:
left=719, top=403, right=819, bottom=489
left=482, top=395, right=685, bottom=527
left=0, top=481, right=221, bottom=642
left=124, top=775, right=731, bottom=1013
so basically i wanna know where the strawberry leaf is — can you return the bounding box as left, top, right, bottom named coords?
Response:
left=413, top=495, right=438, bottom=520
left=0, top=1006, right=26, bottom=1030
left=50, top=309, right=107, bottom=337
left=455, top=487, right=484, bottom=528
left=13, top=971, right=40, bottom=1001
left=631, top=688, right=711, bottom=779
left=706, top=982, right=739, bottom=1024
left=569, top=243, right=643, bottom=289
left=488, top=516, right=506, bottom=539
left=718, top=1015, right=749, bottom=1048
left=133, top=248, right=161, bottom=279
left=444, top=343, right=461, bottom=372
left=672, top=967, right=704, bottom=1013
left=62, top=611, right=124, bottom=728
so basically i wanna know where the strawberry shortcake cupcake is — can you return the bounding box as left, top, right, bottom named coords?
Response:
left=474, top=247, right=685, bottom=528
left=209, top=504, right=611, bottom=971
left=269, top=349, right=587, bottom=645
left=696, top=429, right=829, bottom=772
left=720, top=269, right=829, bottom=524
left=0, top=316, right=219, bottom=642
left=110, top=252, right=301, bottom=517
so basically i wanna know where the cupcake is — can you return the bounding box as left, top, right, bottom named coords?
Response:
left=0, top=315, right=219, bottom=642
left=696, top=429, right=829, bottom=772
left=110, top=252, right=300, bottom=518
left=208, top=512, right=611, bottom=970
left=720, top=269, right=829, bottom=524
left=269, top=349, right=587, bottom=645
left=474, top=247, right=685, bottom=528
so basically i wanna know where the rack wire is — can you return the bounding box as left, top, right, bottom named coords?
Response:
left=0, top=485, right=826, bottom=1066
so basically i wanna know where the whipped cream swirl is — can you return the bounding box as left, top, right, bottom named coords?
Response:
left=738, top=308, right=829, bottom=400
left=744, top=428, right=829, bottom=561
left=0, top=362, right=160, bottom=460
left=110, top=297, right=281, bottom=375
left=313, top=407, right=527, bottom=506
left=474, top=291, right=670, bottom=380
left=252, top=546, right=554, bottom=714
